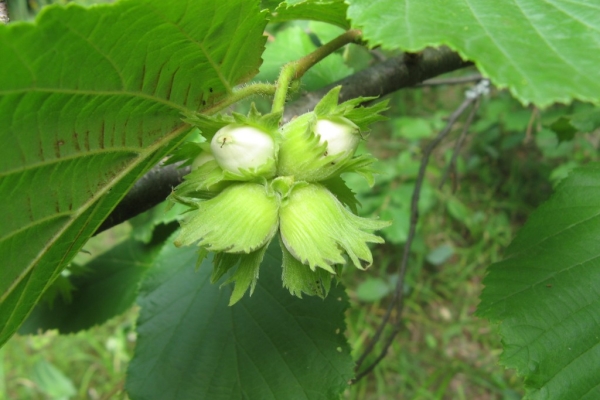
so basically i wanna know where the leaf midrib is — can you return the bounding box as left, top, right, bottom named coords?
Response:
left=0, top=148, right=141, bottom=178
left=0, top=87, right=188, bottom=112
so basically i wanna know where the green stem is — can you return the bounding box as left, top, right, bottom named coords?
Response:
left=271, top=65, right=297, bottom=115
left=204, top=83, right=277, bottom=116
left=271, top=29, right=362, bottom=115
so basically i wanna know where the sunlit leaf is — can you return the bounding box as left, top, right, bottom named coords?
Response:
left=347, top=0, right=600, bottom=107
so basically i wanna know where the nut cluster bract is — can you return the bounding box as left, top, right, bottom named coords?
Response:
left=172, top=86, right=390, bottom=304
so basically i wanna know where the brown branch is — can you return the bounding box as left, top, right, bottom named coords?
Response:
left=438, top=97, right=482, bottom=191
left=284, top=46, right=472, bottom=121
left=417, top=73, right=483, bottom=87
left=97, top=48, right=473, bottom=234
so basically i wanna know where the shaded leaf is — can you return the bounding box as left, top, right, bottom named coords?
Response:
left=126, top=239, right=353, bottom=400
left=549, top=116, right=578, bottom=142
left=478, top=164, right=600, bottom=399
left=19, top=237, right=162, bottom=334
left=356, top=277, right=390, bottom=302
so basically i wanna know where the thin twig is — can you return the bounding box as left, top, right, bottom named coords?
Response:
left=524, top=106, right=539, bottom=143
left=352, top=85, right=485, bottom=383
left=417, top=74, right=483, bottom=87
left=438, top=98, right=481, bottom=191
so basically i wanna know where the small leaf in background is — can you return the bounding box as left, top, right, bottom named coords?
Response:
left=31, top=359, right=76, bottom=400
left=478, top=164, right=600, bottom=399
left=392, top=116, right=434, bottom=140
left=381, top=206, right=410, bottom=244
left=535, top=129, right=574, bottom=159
left=256, top=25, right=353, bottom=91
left=356, top=277, right=391, bottom=302
left=570, top=108, right=600, bottom=133
left=269, top=0, right=350, bottom=28
left=347, top=0, right=600, bottom=107
left=127, top=239, right=353, bottom=400
left=549, top=107, right=600, bottom=142
left=308, top=21, right=345, bottom=44
left=549, top=116, right=578, bottom=143
left=548, top=161, right=579, bottom=187
left=426, top=244, right=454, bottom=266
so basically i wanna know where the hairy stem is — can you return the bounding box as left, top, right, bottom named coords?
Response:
left=271, top=29, right=362, bottom=114
left=203, top=83, right=277, bottom=115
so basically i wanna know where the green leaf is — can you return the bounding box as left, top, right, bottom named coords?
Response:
left=347, top=0, right=600, bottom=107
left=0, top=0, right=267, bottom=346
left=356, top=277, right=390, bottom=302
left=478, top=164, right=600, bottom=399
left=549, top=116, right=578, bottom=142
left=126, top=239, right=353, bottom=400
left=268, top=0, right=350, bottom=28
left=31, top=359, right=76, bottom=400
left=255, top=25, right=353, bottom=91
left=19, top=237, right=161, bottom=334
left=549, top=107, right=600, bottom=142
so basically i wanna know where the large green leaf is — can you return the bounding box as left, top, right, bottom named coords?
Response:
left=478, top=164, right=600, bottom=399
left=126, top=239, right=353, bottom=400
left=346, top=0, right=600, bottom=107
left=0, top=0, right=267, bottom=346
left=19, top=236, right=164, bottom=334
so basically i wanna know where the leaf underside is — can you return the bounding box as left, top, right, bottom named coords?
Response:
left=478, top=164, right=600, bottom=400
left=0, top=0, right=267, bottom=346
left=346, top=0, right=600, bottom=107
left=126, top=239, right=354, bottom=400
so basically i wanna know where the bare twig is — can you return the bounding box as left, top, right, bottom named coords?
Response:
left=0, top=1, right=9, bottom=25
left=351, top=81, right=488, bottom=383
left=438, top=98, right=481, bottom=191
left=417, top=74, right=483, bottom=87
left=524, top=106, right=539, bottom=143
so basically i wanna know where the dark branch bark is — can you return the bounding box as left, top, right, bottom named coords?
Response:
left=96, top=47, right=473, bottom=234
left=95, top=163, right=190, bottom=234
